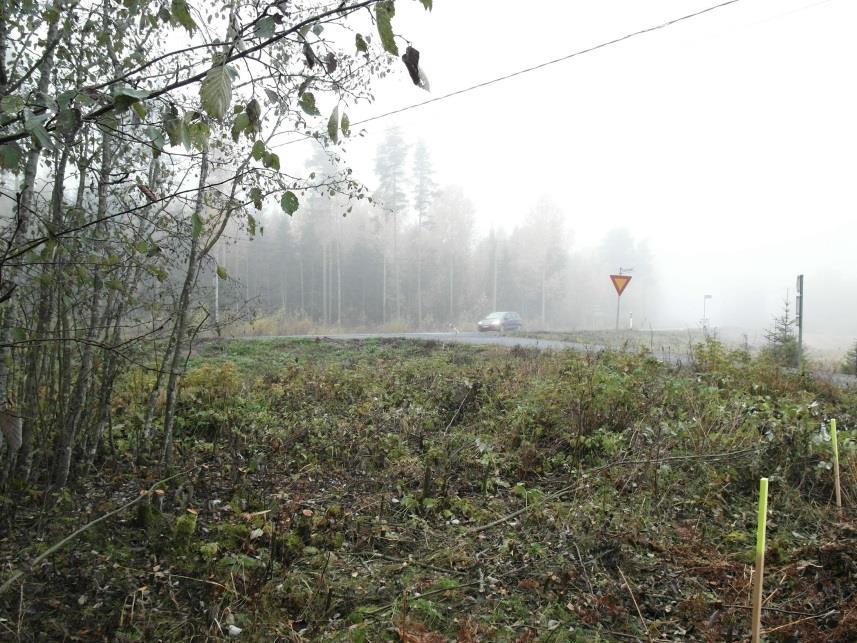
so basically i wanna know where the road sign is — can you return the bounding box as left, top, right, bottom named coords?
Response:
left=610, top=274, right=632, bottom=296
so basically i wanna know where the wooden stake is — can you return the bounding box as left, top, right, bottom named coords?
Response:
left=751, top=477, right=769, bottom=643
left=831, top=419, right=842, bottom=510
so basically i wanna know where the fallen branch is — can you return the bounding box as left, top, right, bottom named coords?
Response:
left=0, top=468, right=197, bottom=595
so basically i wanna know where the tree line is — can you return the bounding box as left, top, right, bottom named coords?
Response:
left=214, top=128, right=658, bottom=333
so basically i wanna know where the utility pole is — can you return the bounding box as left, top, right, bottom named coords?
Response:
left=796, top=274, right=804, bottom=372
left=492, top=232, right=498, bottom=312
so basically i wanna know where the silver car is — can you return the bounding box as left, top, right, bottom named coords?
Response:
left=477, top=311, right=522, bottom=332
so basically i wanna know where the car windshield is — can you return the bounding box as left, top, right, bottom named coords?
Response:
left=485, top=312, right=504, bottom=319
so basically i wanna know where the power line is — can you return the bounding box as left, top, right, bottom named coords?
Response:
left=279, top=0, right=744, bottom=146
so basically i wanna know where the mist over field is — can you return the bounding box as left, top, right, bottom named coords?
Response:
left=216, top=0, right=856, bottom=356
left=336, top=1, right=857, bottom=348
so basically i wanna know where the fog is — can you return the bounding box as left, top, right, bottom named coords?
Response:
left=252, top=0, right=855, bottom=352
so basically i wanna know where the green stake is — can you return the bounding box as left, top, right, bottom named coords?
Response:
left=831, top=419, right=842, bottom=509
left=751, top=477, right=769, bottom=643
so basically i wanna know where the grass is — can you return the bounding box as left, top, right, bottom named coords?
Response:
left=1, top=337, right=856, bottom=641
left=511, top=328, right=711, bottom=356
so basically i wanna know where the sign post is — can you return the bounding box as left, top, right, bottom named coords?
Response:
left=610, top=272, right=632, bottom=330
left=795, top=274, right=804, bottom=372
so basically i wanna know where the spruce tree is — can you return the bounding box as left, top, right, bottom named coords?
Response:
left=841, top=341, right=857, bottom=375
left=762, top=298, right=801, bottom=367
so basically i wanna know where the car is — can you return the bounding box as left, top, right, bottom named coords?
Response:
left=477, top=311, right=522, bottom=332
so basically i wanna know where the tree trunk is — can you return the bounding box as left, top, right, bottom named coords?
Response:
left=56, top=132, right=111, bottom=485
left=214, top=243, right=220, bottom=330
left=160, top=152, right=209, bottom=467
left=449, top=254, right=454, bottom=323
left=381, top=255, right=387, bottom=325
left=322, top=242, right=328, bottom=324
left=50, top=148, right=77, bottom=485
left=299, top=254, right=305, bottom=315
left=393, top=212, right=400, bottom=321
left=0, top=8, right=61, bottom=479
left=336, top=225, right=342, bottom=327
left=416, top=216, right=422, bottom=329
left=54, top=255, right=74, bottom=483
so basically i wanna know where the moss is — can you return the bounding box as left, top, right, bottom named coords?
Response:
left=198, top=541, right=219, bottom=561
left=273, top=531, right=304, bottom=563
left=173, top=513, right=198, bottom=549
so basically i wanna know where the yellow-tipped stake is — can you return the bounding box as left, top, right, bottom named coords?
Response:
left=831, top=419, right=842, bottom=510
left=751, top=477, right=769, bottom=643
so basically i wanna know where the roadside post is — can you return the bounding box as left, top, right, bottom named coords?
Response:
left=796, top=274, right=804, bottom=372
left=610, top=269, right=632, bottom=330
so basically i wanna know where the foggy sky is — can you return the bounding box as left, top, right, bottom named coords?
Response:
left=271, top=0, right=857, bottom=349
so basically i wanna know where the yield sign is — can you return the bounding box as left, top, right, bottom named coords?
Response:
left=610, top=274, right=632, bottom=296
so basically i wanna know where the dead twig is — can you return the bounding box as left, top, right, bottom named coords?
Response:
left=574, top=542, right=593, bottom=594
left=761, top=609, right=837, bottom=635
left=367, top=553, right=466, bottom=576
left=722, top=603, right=833, bottom=617
left=618, top=566, right=652, bottom=643
left=442, top=387, right=471, bottom=436
left=364, top=580, right=482, bottom=617
left=169, top=573, right=239, bottom=595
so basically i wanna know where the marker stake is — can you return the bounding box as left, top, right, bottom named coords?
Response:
left=751, top=477, right=769, bottom=643
left=831, top=419, right=842, bottom=510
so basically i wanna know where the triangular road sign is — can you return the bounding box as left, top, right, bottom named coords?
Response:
left=610, top=274, right=632, bottom=296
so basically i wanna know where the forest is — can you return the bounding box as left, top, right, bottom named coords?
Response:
left=215, top=136, right=656, bottom=336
